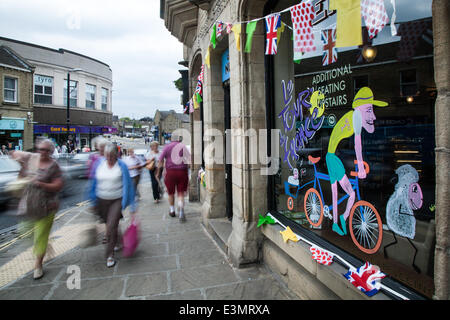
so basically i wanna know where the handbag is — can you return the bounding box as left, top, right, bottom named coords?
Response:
left=145, top=159, right=155, bottom=171
left=122, top=216, right=139, bottom=257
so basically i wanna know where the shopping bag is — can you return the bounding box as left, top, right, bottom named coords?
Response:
left=122, top=216, right=139, bottom=257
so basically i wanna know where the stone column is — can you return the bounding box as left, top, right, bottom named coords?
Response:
left=432, top=0, right=450, bottom=300
left=227, top=0, right=268, bottom=267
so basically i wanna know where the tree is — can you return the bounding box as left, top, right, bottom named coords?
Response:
left=173, top=78, right=183, bottom=91
left=120, top=117, right=131, bottom=122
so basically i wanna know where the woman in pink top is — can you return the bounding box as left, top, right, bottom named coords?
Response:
left=157, top=134, right=190, bottom=222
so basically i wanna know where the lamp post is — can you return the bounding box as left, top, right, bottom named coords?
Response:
left=89, top=120, right=93, bottom=150
left=66, top=68, right=82, bottom=147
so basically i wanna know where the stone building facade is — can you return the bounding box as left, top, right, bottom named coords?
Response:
left=162, top=0, right=449, bottom=300
left=0, top=45, right=34, bottom=151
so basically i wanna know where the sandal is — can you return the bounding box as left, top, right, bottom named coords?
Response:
left=106, top=257, right=116, bottom=268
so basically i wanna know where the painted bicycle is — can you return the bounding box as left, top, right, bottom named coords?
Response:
left=285, top=155, right=383, bottom=254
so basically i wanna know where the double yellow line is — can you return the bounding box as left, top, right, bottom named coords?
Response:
left=0, top=200, right=91, bottom=252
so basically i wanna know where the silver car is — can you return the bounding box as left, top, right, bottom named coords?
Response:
left=0, top=156, right=20, bottom=206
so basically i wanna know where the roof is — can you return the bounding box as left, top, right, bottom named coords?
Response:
left=175, top=113, right=190, bottom=123
left=157, top=110, right=176, bottom=120
left=0, top=45, right=34, bottom=71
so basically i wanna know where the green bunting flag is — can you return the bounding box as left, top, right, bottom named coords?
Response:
left=196, top=92, right=202, bottom=103
left=211, top=23, right=217, bottom=49
left=257, top=214, right=276, bottom=228
left=244, top=20, right=258, bottom=53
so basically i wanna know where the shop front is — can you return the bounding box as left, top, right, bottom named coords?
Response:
left=33, top=124, right=115, bottom=150
left=262, top=0, right=438, bottom=299
left=0, top=118, right=26, bottom=151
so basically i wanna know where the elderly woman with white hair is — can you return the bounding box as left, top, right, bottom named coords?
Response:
left=145, top=141, right=161, bottom=203
left=10, top=138, right=64, bottom=280
left=89, top=142, right=136, bottom=267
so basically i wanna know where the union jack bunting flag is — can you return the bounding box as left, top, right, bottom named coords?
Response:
left=321, top=29, right=338, bottom=66
left=183, top=101, right=189, bottom=114
left=216, top=21, right=224, bottom=38
left=344, top=262, right=386, bottom=297
left=265, top=14, right=281, bottom=55
left=195, top=79, right=203, bottom=102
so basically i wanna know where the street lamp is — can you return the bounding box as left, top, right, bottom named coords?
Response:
left=89, top=120, right=93, bottom=150
left=66, top=68, right=83, bottom=147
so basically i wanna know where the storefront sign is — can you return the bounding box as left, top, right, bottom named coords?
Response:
left=34, top=124, right=110, bottom=134
left=310, top=63, right=352, bottom=108
left=10, top=133, right=22, bottom=138
left=34, top=75, right=53, bottom=86
left=0, top=119, right=24, bottom=131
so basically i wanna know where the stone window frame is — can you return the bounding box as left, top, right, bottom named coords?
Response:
left=3, top=75, right=18, bottom=103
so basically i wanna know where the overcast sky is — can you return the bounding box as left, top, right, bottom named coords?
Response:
left=0, top=0, right=185, bottom=120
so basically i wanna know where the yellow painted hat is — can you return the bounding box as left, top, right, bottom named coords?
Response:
left=352, top=87, right=388, bottom=109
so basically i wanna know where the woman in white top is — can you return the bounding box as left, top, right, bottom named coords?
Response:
left=145, top=141, right=161, bottom=203
left=89, top=143, right=136, bottom=267
left=124, top=148, right=144, bottom=199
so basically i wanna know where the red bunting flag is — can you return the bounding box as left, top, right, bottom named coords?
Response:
left=361, top=0, right=389, bottom=39
left=290, top=2, right=316, bottom=59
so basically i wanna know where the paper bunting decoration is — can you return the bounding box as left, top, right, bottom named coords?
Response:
left=189, top=99, right=194, bottom=113
left=290, top=2, right=316, bottom=64
left=390, top=0, right=397, bottom=36
left=280, top=226, right=299, bottom=243
left=205, top=46, right=211, bottom=68
left=329, top=0, right=362, bottom=48
left=193, top=93, right=200, bottom=110
left=217, top=21, right=224, bottom=38
left=344, top=262, right=386, bottom=297
left=198, top=64, right=204, bottom=83
left=257, top=214, right=276, bottom=228
left=244, top=20, right=258, bottom=53
left=231, top=24, right=242, bottom=51
left=211, top=24, right=217, bottom=49
left=361, top=0, right=389, bottom=39
left=396, top=20, right=430, bottom=62
left=265, top=14, right=281, bottom=55
left=321, top=29, right=338, bottom=66
left=310, top=246, right=334, bottom=265
left=226, top=23, right=233, bottom=34
left=183, top=101, right=189, bottom=114
left=200, top=171, right=206, bottom=187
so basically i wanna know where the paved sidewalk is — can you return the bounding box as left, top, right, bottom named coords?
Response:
left=0, top=181, right=299, bottom=300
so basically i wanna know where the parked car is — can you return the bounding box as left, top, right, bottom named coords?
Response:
left=0, top=156, right=20, bottom=206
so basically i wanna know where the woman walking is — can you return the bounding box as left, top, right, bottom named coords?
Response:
left=89, top=143, right=136, bottom=267
left=124, top=148, right=145, bottom=199
left=145, top=141, right=161, bottom=203
left=157, top=133, right=190, bottom=222
left=11, top=139, right=64, bottom=280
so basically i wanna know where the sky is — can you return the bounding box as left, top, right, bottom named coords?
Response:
left=0, top=0, right=185, bottom=120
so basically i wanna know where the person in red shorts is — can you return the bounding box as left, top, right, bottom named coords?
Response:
left=157, top=133, right=190, bottom=222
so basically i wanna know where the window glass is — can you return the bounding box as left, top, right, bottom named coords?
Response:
left=101, top=87, right=108, bottom=110
left=34, top=75, right=53, bottom=104
left=4, top=77, right=17, bottom=102
left=272, top=0, right=435, bottom=298
left=64, top=80, right=78, bottom=107
left=86, top=84, right=96, bottom=109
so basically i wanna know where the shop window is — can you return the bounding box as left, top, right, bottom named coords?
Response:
left=4, top=76, right=17, bottom=103
left=64, top=80, right=78, bottom=107
left=34, top=74, right=53, bottom=104
left=86, top=84, right=96, bottom=109
left=101, top=88, right=108, bottom=111
left=270, top=0, right=435, bottom=298
left=400, top=69, right=417, bottom=96
left=353, top=75, right=369, bottom=96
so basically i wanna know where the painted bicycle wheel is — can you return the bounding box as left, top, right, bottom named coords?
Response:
left=349, top=201, right=383, bottom=255
left=287, top=197, right=294, bottom=211
left=303, top=188, right=324, bottom=227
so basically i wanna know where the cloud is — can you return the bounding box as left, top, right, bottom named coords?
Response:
left=0, top=0, right=185, bottom=119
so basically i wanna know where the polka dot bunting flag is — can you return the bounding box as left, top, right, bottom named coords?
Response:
left=361, top=0, right=389, bottom=39
left=310, top=246, right=334, bottom=265
left=290, top=2, right=316, bottom=62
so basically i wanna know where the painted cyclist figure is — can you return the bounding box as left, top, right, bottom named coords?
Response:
left=326, top=87, right=388, bottom=236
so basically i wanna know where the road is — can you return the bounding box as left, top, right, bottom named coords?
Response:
left=0, top=136, right=151, bottom=232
